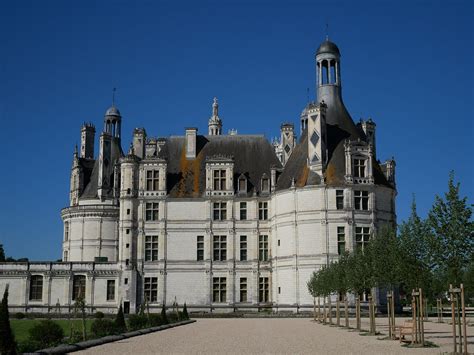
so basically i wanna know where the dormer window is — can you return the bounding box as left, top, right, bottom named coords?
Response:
left=353, top=158, right=366, bottom=178
left=238, top=174, right=247, bottom=194
left=213, top=169, right=226, bottom=190
left=261, top=174, right=270, bottom=193
left=146, top=170, right=159, bottom=191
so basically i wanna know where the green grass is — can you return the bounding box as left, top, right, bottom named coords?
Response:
left=11, top=319, right=94, bottom=343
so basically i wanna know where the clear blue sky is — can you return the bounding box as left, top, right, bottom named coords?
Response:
left=0, top=0, right=472, bottom=260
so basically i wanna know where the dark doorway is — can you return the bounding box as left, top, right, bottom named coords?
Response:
left=123, top=301, right=130, bottom=314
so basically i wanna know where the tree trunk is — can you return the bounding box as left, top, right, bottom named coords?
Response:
left=356, top=295, right=361, bottom=331
left=329, top=295, right=333, bottom=325
left=336, top=296, right=340, bottom=327
left=313, top=297, right=316, bottom=321
left=344, top=295, right=349, bottom=328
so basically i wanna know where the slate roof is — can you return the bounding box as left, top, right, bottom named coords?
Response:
left=157, top=135, right=282, bottom=198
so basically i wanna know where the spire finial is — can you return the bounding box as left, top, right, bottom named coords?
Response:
left=212, top=97, right=218, bottom=116
left=325, top=22, right=329, bottom=41
left=112, top=88, right=116, bottom=106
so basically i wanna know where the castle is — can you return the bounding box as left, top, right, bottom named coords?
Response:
left=0, top=39, right=396, bottom=314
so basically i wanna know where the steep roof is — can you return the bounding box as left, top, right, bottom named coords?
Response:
left=158, top=135, right=282, bottom=198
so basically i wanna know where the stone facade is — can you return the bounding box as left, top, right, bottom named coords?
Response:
left=0, top=39, right=396, bottom=314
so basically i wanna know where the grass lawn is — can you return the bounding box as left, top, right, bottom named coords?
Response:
left=11, top=319, right=94, bottom=343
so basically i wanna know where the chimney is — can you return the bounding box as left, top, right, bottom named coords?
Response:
left=185, top=128, right=198, bottom=159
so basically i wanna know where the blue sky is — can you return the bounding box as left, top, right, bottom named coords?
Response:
left=0, top=0, right=472, bottom=260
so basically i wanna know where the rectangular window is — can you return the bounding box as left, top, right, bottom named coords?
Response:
left=355, top=227, right=371, bottom=252
left=353, top=159, right=366, bottom=178
left=72, top=275, right=86, bottom=300
left=127, top=208, right=130, bottom=215
left=146, top=170, right=160, bottom=191
left=259, top=277, right=269, bottom=303
left=144, top=277, right=158, bottom=302
left=354, top=191, right=369, bottom=210
left=240, top=236, right=247, bottom=261
left=197, top=236, right=204, bottom=261
left=213, top=202, right=227, bottom=221
left=145, top=235, right=158, bottom=261
left=240, top=278, right=247, bottom=302
left=258, top=202, right=268, bottom=220
left=337, top=227, right=345, bottom=255
left=145, top=202, right=159, bottom=221
left=261, top=178, right=270, bottom=192
left=106, top=280, right=115, bottom=301
left=213, top=235, right=227, bottom=261
left=29, top=275, right=43, bottom=301
left=259, top=235, right=269, bottom=261
left=212, top=277, right=226, bottom=303
left=336, top=190, right=344, bottom=210
left=240, top=202, right=247, bottom=220
left=213, top=169, right=226, bottom=190
left=64, top=222, right=69, bottom=241
left=238, top=178, right=246, bottom=192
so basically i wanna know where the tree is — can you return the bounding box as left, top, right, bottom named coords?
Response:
left=182, top=303, right=189, bottom=320
left=398, top=197, right=437, bottom=299
left=427, top=172, right=474, bottom=286
left=115, top=304, right=127, bottom=332
left=0, top=285, right=17, bottom=354
left=0, top=244, right=5, bottom=262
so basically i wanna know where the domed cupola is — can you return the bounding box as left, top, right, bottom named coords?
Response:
left=104, top=105, right=121, bottom=138
left=316, top=39, right=341, bottom=56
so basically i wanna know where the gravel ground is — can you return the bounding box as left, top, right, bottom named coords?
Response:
left=78, top=317, right=473, bottom=354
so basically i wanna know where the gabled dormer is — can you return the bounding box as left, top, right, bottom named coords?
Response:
left=344, top=139, right=374, bottom=185
left=205, top=155, right=234, bottom=197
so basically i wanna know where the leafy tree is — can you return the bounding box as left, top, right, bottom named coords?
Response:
left=427, top=171, right=473, bottom=286
left=0, top=285, right=16, bottom=354
left=115, top=304, right=127, bottom=332
left=398, top=198, right=436, bottom=298
left=370, top=225, right=401, bottom=290
left=0, top=244, right=5, bottom=262
left=28, top=319, right=64, bottom=349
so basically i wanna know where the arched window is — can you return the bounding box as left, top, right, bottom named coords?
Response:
left=29, top=275, right=43, bottom=301
left=72, top=275, right=86, bottom=300
left=63, top=250, right=68, bottom=262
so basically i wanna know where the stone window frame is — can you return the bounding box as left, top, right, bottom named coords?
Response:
left=240, top=235, right=247, bottom=261
left=258, top=235, right=269, bottom=261
left=259, top=277, right=270, bottom=303
left=336, top=189, right=344, bottom=210
left=145, top=202, right=159, bottom=221
left=144, top=235, right=158, bottom=262
left=238, top=175, right=247, bottom=194
left=354, top=190, right=369, bottom=211
left=64, top=222, right=69, bottom=241
left=239, top=277, right=248, bottom=302
left=29, top=275, right=43, bottom=301
left=239, top=202, right=247, bottom=220
left=258, top=201, right=268, bottom=220
left=337, top=226, right=345, bottom=255
left=213, top=235, right=227, bottom=261
left=213, top=169, right=227, bottom=191
left=353, top=157, right=367, bottom=178
left=144, top=277, right=158, bottom=303
left=72, top=275, right=86, bottom=301
left=212, top=277, right=227, bottom=303
left=355, top=226, right=371, bottom=252
left=196, top=235, right=204, bottom=261
left=261, top=174, right=270, bottom=194
left=146, top=170, right=160, bottom=191
left=212, top=202, right=227, bottom=221
left=106, top=280, right=115, bottom=301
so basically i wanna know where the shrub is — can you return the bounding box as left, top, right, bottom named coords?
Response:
left=28, top=319, right=64, bottom=349
left=161, top=305, right=168, bottom=324
left=147, top=314, right=163, bottom=327
left=182, top=303, right=189, bottom=320
left=17, top=339, right=41, bottom=353
left=91, top=318, right=117, bottom=338
left=14, top=312, right=25, bottom=320
left=0, top=286, right=16, bottom=355
left=128, top=314, right=148, bottom=331
left=167, top=312, right=178, bottom=323
left=114, top=305, right=127, bottom=332
left=94, top=311, right=105, bottom=319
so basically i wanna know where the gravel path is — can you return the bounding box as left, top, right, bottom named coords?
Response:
left=78, top=317, right=472, bottom=354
